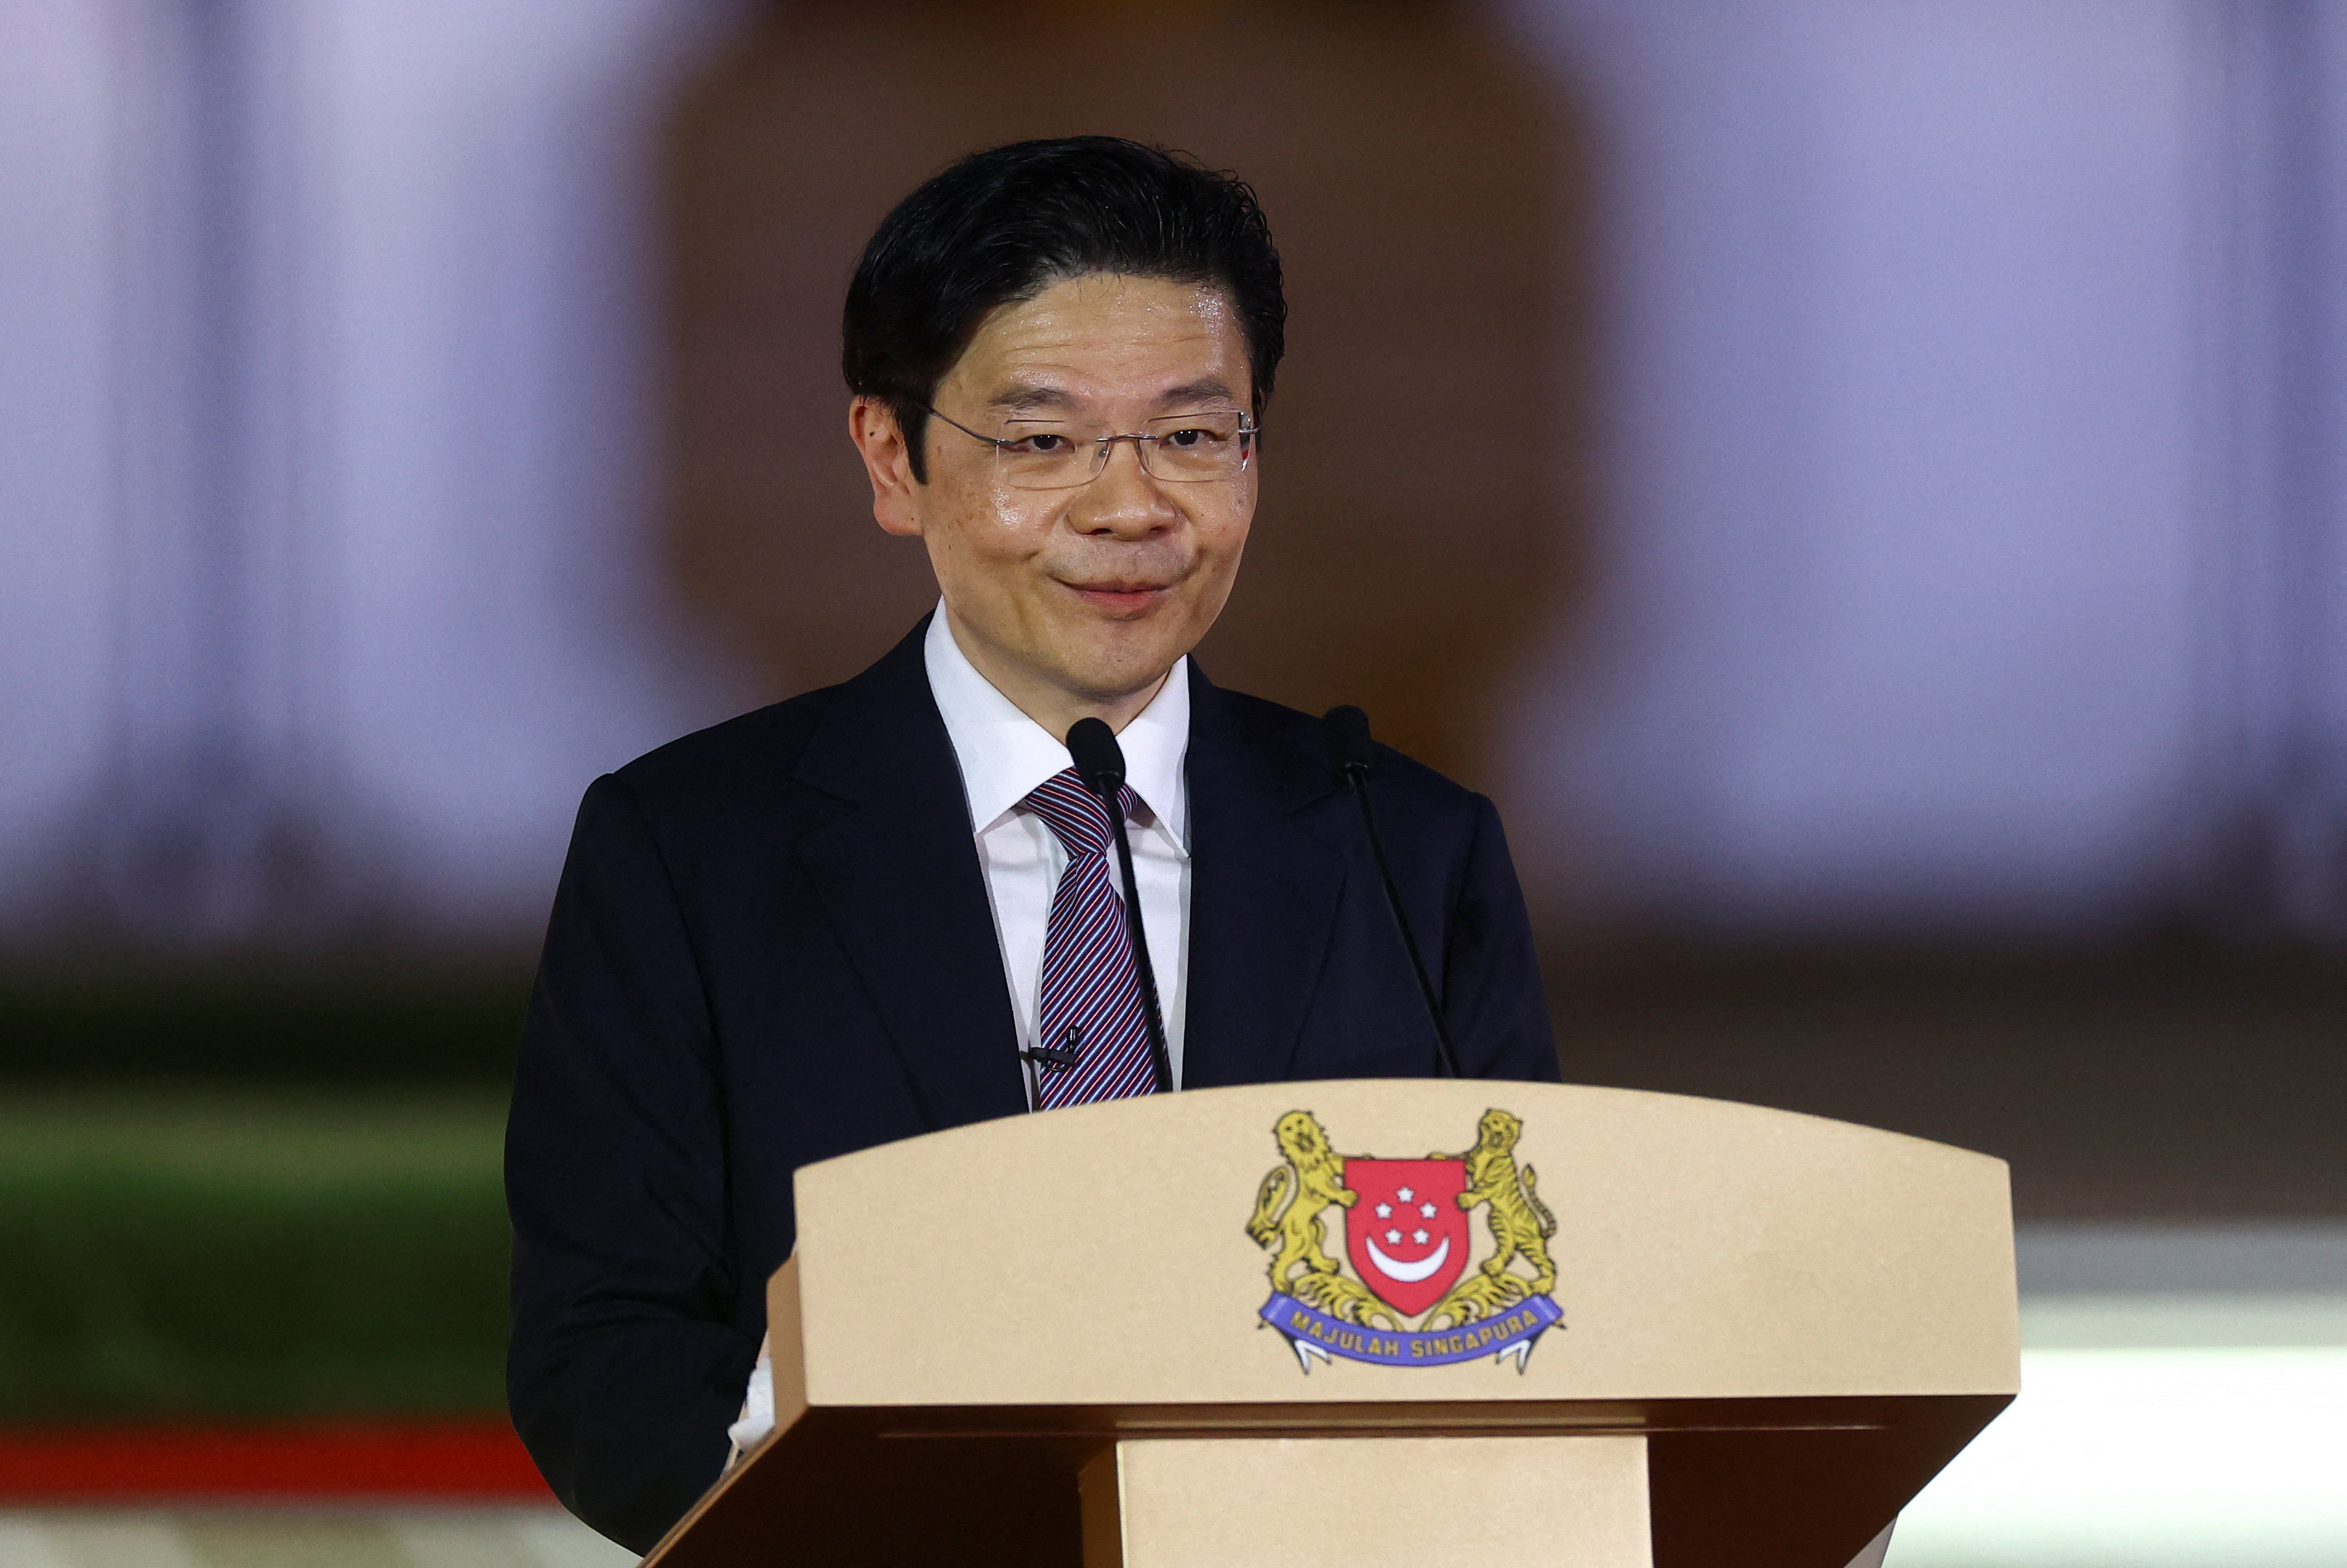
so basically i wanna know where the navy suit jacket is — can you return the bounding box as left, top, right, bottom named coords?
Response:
left=504, top=619, right=1559, bottom=1550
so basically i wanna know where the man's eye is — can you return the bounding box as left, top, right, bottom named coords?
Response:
left=1013, top=433, right=1070, bottom=454
left=1162, top=427, right=1216, bottom=448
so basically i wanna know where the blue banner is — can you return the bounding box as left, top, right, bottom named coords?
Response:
left=1259, top=1292, right=1564, bottom=1372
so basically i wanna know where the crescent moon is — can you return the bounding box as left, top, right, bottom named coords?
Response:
left=1363, top=1234, right=1451, bottom=1283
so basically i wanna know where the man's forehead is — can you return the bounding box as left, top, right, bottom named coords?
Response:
left=943, top=272, right=1250, bottom=410
left=986, top=376, right=1242, bottom=415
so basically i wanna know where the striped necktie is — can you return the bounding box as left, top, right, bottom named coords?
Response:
left=1021, top=768, right=1159, bottom=1109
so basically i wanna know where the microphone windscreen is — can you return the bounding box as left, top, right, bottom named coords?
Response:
left=1321, top=705, right=1376, bottom=772
left=1065, top=717, right=1127, bottom=794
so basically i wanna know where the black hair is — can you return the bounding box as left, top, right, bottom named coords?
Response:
left=842, top=136, right=1285, bottom=482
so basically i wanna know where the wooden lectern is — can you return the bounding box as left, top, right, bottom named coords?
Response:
left=643, top=1082, right=2017, bottom=1567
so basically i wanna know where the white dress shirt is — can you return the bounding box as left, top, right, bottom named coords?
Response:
left=728, top=607, right=1194, bottom=1464
left=922, top=604, right=1192, bottom=1099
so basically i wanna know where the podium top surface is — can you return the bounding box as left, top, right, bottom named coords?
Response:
left=789, top=1080, right=2018, bottom=1410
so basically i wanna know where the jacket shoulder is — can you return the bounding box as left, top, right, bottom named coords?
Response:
left=602, top=684, right=843, bottom=816
left=1205, top=683, right=1487, bottom=818
left=599, top=617, right=936, bottom=822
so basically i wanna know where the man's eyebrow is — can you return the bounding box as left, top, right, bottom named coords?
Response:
left=1156, top=377, right=1240, bottom=408
left=988, top=385, right=1079, bottom=413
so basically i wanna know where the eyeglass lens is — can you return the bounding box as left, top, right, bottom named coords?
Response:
left=994, top=413, right=1253, bottom=491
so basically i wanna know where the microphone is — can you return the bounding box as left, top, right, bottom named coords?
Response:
left=1065, top=717, right=1175, bottom=1094
left=1322, top=705, right=1463, bottom=1078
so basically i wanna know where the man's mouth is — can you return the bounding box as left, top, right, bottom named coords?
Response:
left=1059, top=579, right=1173, bottom=613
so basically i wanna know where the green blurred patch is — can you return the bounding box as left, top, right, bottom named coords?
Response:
left=0, top=962, right=532, bottom=1084
left=0, top=1088, right=511, bottom=1420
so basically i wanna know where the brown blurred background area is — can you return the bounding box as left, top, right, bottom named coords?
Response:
left=663, top=0, right=1585, bottom=790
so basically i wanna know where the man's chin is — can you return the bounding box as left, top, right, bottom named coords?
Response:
left=1051, top=626, right=1190, bottom=706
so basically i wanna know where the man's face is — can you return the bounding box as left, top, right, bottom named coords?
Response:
left=854, top=271, right=1256, bottom=717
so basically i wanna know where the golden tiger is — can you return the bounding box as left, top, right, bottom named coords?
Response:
left=1244, top=1110, right=1394, bottom=1327
left=1426, top=1107, right=1558, bottom=1326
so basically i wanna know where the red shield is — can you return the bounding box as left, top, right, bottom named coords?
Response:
left=1342, top=1158, right=1470, bottom=1317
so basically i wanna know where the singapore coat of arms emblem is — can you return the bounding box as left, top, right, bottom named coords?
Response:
left=1244, top=1107, right=1565, bottom=1372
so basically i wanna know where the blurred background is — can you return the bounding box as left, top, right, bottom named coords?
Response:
left=1, top=0, right=2341, bottom=1563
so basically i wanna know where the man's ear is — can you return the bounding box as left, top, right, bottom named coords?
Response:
left=848, top=397, right=924, bottom=537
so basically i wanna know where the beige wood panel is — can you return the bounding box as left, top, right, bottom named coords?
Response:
left=1089, top=1435, right=1651, bottom=1568
left=793, top=1081, right=2018, bottom=1409
left=763, top=1256, right=807, bottom=1439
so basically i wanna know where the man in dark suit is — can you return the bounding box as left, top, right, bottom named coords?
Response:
left=505, top=137, right=1559, bottom=1552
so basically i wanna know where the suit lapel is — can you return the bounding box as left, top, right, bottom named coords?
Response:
left=792, top=620, right=1027, bottom=1129
left=1180, top=665, right=1352, bottom=1088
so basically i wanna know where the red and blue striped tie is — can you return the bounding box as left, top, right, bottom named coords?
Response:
left=1023, top=768, right=1159, bottom=1109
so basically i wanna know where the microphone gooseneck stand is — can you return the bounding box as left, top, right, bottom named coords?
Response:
left=1065, top=717, right=1176, bottom=1095
left=1322, top=705, right=1464, bottom=1079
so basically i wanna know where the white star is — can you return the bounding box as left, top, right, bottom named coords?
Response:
left=1413, top=1228, right=1430, bottom=1244
left=1397, top=1186, right=1414, bottom=1203
left=1385, top=1229, right=1402, bottom=1244
left=1375, top=1203, right=1392, bottom=1218
left=1420, top=1201, right=1437, bottom=1218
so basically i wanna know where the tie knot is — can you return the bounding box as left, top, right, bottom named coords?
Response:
left=1022, top=768, right=1141, bottom=859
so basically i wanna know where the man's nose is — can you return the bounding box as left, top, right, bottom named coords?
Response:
left=1068, top=439, right=1179, bottom=537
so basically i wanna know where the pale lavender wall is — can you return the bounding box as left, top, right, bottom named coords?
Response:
left=0, top=0, right=748, bottom=946
left=0, top=1, right=116, bottom=937
left=1502, top=0, right=2347, bottom=940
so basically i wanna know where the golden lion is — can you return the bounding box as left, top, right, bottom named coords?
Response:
left=1244, top=1110, right=1394, bottom=1327
left=1425, top=1107, right=1558, bottom=1327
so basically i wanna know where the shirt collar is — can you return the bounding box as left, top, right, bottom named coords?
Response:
left=924, top=604, right=1190, bottom=854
